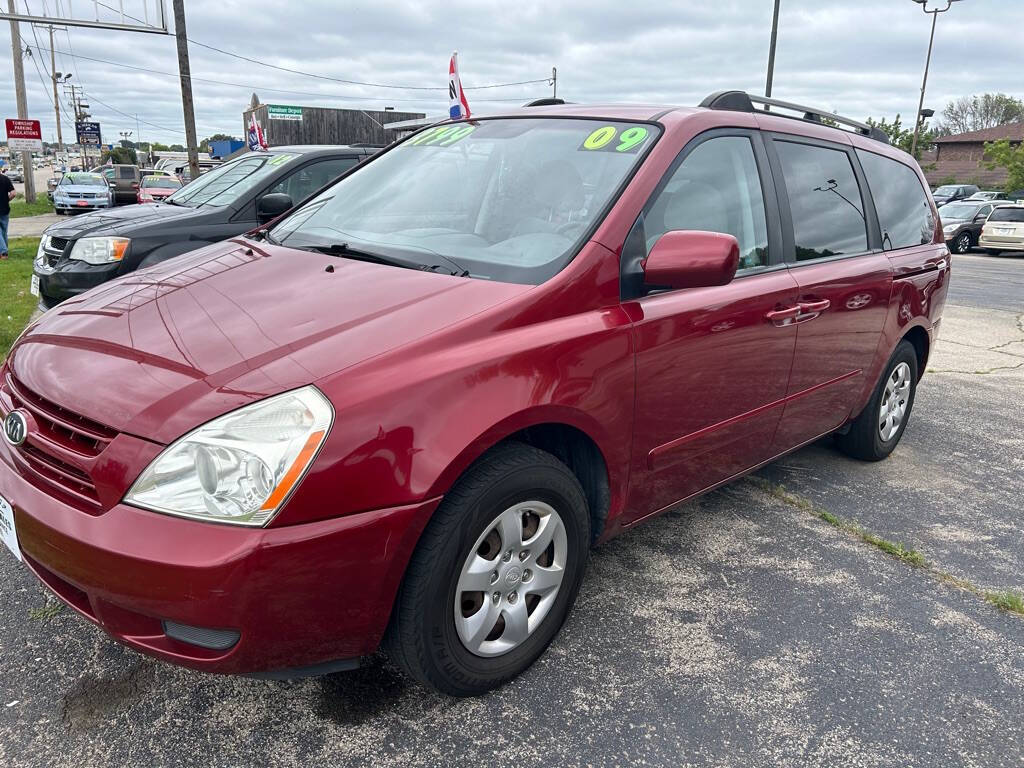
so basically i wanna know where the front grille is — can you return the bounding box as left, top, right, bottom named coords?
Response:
left=1, top=372, right=118, bottom=512
left=48, top=236, right=70, bottom=252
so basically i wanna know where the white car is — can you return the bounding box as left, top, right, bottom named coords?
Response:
left=979, top=205, right=1024, bottom=254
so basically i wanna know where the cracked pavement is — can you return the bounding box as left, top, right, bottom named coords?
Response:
left=1, top=252, right=1022, bottom=767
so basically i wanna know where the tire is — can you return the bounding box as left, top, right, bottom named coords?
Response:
left=385, top=442, right=590, bottom=696
left=950, top=231, right=972, bottom=254
left=836, top=340, right=918, bottom=461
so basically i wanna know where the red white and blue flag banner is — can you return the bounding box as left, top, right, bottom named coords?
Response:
left=248, top=113, right=268, bottom=151
left=448, top=51, right=471, bottom=120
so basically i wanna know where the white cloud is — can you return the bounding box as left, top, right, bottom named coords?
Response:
left=2, top=0, right=1021, bottom=145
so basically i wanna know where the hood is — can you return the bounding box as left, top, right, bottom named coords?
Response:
left=9, top=240, right=530, bottom=444
left=54, top=184, right=109, bottom=195
left=43, top=201, right=200, bottom=238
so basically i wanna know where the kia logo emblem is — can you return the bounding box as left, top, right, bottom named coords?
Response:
left=3, top=411, right=28, bottom=447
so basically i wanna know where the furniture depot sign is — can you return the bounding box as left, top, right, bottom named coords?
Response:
left=267, top=105, right=303, bottom=122
left=5, top=118, right=43, bottom=151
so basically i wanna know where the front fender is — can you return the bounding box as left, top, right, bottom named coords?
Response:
left=270, top=307, right=636, bottom=528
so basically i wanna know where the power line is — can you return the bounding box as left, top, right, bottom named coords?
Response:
left=32, top=45, right=538, bottom=105
left=87, top=0, right=551, bottom=93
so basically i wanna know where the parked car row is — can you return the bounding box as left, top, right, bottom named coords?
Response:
left=941, top=199, right=1024, bottom=254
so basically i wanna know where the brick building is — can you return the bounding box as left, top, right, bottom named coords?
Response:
left=923, top=122, right=1024, bottom=188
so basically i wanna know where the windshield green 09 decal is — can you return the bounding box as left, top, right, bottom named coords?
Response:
left=406, top=124, right=477, bottom=147
left=269, top=153, right=297, bottom=166
left=579, top=125, right=650, bottom=153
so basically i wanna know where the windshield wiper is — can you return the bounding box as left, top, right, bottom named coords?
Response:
left=163, top=197, right=189, bottom=207
left=295, top=241, right=468, bottom=276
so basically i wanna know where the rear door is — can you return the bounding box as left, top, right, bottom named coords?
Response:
left=765, top=136, right=892, bottom=451
left=624, top=130, right=799, bottom=521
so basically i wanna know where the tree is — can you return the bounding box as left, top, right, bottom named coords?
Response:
left=865, top=114, right=935, bottom=158
left=100, top=146, right=138, bottom=165
left=937, top=93, right=1024, bottom=135
left=983, top=139, right=1024, bottom=194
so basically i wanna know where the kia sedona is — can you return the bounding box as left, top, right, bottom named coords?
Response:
left=0, top=92, right=949, bottom=696
left=30, top=145, right=379, bottom=310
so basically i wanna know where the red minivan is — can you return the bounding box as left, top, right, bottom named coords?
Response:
left=0, top=92, right=949, bottom=696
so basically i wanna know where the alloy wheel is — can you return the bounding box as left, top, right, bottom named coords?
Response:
left=454, top=500, right=568, bottom=657
left=879, top=361, right=912, bottom=441
left=956, top=232, right=971, bottom=253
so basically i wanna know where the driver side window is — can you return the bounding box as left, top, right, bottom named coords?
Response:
left=645, top=136, right=769, bottom=270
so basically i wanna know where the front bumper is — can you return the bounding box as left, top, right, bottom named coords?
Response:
left=0, top=446, right=439, bottom=675
left=34, top=259, right=122, bottom=309
left=54, top=199, right=111, bottom=213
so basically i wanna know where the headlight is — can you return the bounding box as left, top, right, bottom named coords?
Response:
left=69, top=237, right=130, bottom=264
left=35, top=237, right=47, bottom=265
left=942, top=224, right=958, bottom=234
left=124, top=386, right=334, bottom=526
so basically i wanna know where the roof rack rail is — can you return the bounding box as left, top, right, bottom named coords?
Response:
left=524, top=98, right=567, bottom=107
left=699, top=90, right=890, bottom=145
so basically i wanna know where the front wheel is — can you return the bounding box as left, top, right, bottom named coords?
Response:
left=950, top=231, right=973, bottom=254
left=836, top=340, right=918, bottom=461
left=385, top=442, right=590, bottom=696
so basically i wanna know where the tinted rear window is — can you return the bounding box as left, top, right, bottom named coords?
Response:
left=989, top=207, right=1024, bottom=223
left=857, top=150, right=935, bottom=249
left=775, top=141, right=868, bottom=260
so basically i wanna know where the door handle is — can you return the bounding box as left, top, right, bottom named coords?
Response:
left=797, top=298, right=831, bottom=313
left=766, top=305, right=800, bottom=324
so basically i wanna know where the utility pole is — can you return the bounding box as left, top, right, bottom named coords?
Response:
left=172, top=0, right=200, bottom=181
left=48, top=26, right=64, bottom=155
left=7, top=0, right=37, bottom=202
left=552, top=67, right=557, bottom=99
left=765, top=0, right=781, bottom=111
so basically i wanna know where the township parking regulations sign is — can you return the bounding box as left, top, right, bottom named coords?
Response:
left=5, top=119, right=43, bottom=151
left=76, top=121, right=102, bottom=147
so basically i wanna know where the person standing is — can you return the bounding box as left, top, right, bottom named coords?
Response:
left=0, top=167, right=16, bottom=260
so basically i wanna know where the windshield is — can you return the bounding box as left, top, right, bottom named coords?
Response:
left=62, top=173, right=105, bottom=186
left=142, top=176, right=181, bottom=189
left=988, top=206, right=1024, bottom=223
left=940, top=203, right=980, bottom=219
left=934, top=186, right=960, bottom=195
left=167, top=152, right=297, bottom=207
left=270, top=118, right=660, bottom=284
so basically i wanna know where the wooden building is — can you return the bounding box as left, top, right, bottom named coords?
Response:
left=242, top=96, right=425, bottom=147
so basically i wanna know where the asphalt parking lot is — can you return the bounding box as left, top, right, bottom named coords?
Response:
left=0, top=252, right=1021, bottom=768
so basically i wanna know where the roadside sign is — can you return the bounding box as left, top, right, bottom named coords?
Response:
left=267, top=104, right=302, bottom=122
left=76, top=121, right=102, bottom=146
left=5, top=118, right=43, bottom=151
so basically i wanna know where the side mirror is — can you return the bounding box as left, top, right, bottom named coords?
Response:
left=257, top=192, right=293, bottom=222
left=975, top=213, right=987, bottom=222
left=642, top=230, right=740, bottom=290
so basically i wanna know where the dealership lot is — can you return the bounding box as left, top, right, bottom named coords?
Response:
left=0, top=254, right=1021, bottom=768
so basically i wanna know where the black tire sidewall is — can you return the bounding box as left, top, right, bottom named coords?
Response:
left=869, top=342, right=919, bottom=457
left=413, top=452, right=589, bottom=694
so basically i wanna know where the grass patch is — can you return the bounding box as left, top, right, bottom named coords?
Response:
left=1, top=236, right=41, bottom=360
left=9, top=195, right=54, bottom=218
left=985, top=590, right=1024, bottom=615
left=29, top=599, right=62, bottom=621
left=754, top=478, right=930, bottom=569
left=753, top=477, right=1022, bottom=620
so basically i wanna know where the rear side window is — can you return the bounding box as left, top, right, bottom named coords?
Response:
left=775, top=141, right=867, bottom=260
left=268, top=157, right=359, bottom=203
left=857, top=150, right=935, bottom=250
left=989, top=207, right=1024, bottom=223
left=644, top=136, right=769, bottom=269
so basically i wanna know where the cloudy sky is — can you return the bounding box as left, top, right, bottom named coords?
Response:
left=3, top=0, right=1023, bottom=146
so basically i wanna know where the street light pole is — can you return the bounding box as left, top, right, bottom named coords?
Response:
left=48, top=26, right=64, bottom=156
left=910, top=0, right=962, bottom=158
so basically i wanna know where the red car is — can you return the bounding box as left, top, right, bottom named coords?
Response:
left=0, top=92, right=948, bottom=696
left=136, top=174, right=182, bottom=204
